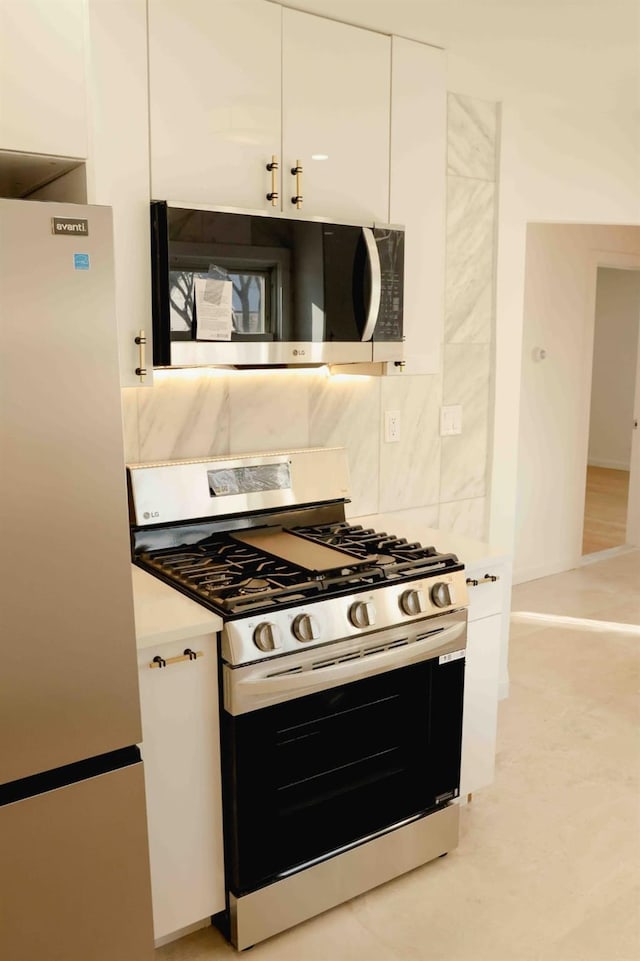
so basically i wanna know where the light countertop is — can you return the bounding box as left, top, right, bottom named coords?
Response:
left=132, top=565, right=222, bottom=650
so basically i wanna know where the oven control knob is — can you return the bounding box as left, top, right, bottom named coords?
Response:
left=400, top=589, right=427, bottom=616
left=349, top=601, right=376, bottom=629
left=253, top=622, right=282, bottom=653
left=431, top=581, right=454, bottom=608
left=292, top=613, right=321, bottom=643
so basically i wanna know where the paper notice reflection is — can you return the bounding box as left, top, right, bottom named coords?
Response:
left=194, top=277, right=233, bottom=341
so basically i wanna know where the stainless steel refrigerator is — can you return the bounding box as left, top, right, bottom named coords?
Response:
left=0, top=199, right=154, bottom=960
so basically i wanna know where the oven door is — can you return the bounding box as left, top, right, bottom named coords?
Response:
left=221, top=610, right=466, bottom=896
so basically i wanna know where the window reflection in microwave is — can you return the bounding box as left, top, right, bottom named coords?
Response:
left=169, top=268, right=270, bottom=337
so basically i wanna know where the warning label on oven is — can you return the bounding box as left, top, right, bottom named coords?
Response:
left=439, top=649, right=465, bottom=665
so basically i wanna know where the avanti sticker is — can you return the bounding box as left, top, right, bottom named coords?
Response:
left=52, top=217, right=88, bottom=235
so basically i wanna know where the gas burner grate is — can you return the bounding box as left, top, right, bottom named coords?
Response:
left=139, top=535, right=329, bottom=613
left=292, top=523, right=458, bottom=574
left=137, top=522, right=460, bottom=617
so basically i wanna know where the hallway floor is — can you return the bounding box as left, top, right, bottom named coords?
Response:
left=582, top=465, right=630, bottom=555
left=157, top=551, right=640, bottom=961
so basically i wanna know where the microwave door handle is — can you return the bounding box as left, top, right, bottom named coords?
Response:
left=360, top=227, right=381, bottom=342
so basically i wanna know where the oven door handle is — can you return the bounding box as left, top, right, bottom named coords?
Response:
left=226, top=619, right=466, bottom=715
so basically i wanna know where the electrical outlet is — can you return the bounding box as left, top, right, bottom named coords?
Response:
left=440, top=405, right=462, bottom=436
left=384, top=410, right=401, bottom=443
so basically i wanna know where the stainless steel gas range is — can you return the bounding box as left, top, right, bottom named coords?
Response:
left=127, top=447, right=469, bottom=950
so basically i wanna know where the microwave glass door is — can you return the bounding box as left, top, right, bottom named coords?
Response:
left=151, top=203, right=404, bottom=366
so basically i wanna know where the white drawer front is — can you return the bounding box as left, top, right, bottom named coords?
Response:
left=465, top=563, right=504, bottom=621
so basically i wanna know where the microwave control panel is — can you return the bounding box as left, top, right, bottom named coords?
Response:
left=374, top=230, right=404, bottom=342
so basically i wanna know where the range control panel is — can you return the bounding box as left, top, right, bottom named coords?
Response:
left=222, top=569, right=469, bottom=666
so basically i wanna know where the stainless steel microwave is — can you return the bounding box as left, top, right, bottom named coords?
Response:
left=150, top=202, right=405, bottom=367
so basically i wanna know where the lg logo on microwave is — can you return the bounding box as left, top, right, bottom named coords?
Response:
left=292, top=349, right=306, bottom=357
left=143, top=511, right=160, bottom=520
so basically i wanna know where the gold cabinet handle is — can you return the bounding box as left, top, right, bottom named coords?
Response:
left=149, top=648, right=204, bottom=669
left=291, top=159, right=303, bottom=208
left=266, top=155, right=279, bottom=206
left=134, top=329, right=147, bottom=381
left=466, top=574, right=500, bottom=588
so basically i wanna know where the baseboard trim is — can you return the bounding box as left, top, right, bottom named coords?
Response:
left=154, top=917, right=211, bottom=948
left=514, top=544, right=639, bottom=584
left=580, top=544, right=637, bottom=565
left=512, top=557, right=576, bottom=584
left=587, top=458, right=630, bottom=471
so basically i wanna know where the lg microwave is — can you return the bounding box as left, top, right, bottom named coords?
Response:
left=150, top=202, right=405, bottom=367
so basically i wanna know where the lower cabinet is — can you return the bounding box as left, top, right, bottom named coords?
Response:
left=460, top=561, right=506, bottom=798
left=137, top=634, right=225, bottom=942
left=460, top=614, right=501, bottom=797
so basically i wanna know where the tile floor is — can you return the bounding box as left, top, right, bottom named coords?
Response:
left=157, top=550, right=640, bottom=961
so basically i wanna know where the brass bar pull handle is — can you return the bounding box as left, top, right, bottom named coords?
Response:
left=291, top=160, right=303, bottom=208
left=135, top=329, right=147, bottom=380
left=149, top=649, right=204, bottom=669
left=466, top=574, right=500, bottom=588
left=266, top=155, right=279, bottom=205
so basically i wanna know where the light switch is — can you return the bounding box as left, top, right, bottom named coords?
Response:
left=440, top=405, right=462, bottom=436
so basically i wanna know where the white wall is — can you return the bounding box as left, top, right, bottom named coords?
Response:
left=588, top=268, right=640, bottom=470
left=515, top=226, right=640, bottom=583
left=275, top=0, right=640, bottom=555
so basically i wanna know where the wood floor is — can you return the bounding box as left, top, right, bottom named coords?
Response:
left=582, top=465, right=630, bottom=555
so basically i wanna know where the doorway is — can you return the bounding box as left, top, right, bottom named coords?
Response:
left=582, top=267, right=640, bottom=557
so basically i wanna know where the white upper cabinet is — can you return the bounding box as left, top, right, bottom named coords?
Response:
left=147, top=2, right=391, bottom=223
left=384, top=37, right=446, bottom=373
left=282, top=9, right=390, bottom=223
left=86, top=0, right=153, bottom=388
left=0, top=0, right=87, bottom=158
left=148, top=0, right=281, bottom=210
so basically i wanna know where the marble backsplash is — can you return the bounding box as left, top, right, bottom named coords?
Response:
left=122, top=92, right=498, bottom=543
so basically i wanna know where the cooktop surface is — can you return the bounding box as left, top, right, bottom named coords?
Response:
left=136, top=522, right=461, bottom=617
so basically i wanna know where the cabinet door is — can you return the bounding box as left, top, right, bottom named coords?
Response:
left=465, top=561, right=505, bottom=621
left=138, top=635, right=224, bottom=941
left=86, top=0, right=153, bottom=387
left=148, top=0, right=281, bottom=210
left=384, top=37, right=446, bottom=372
left=466, top=559, right=511, bottom=700
left=282, top=9, right=390, bottom=223
left=0, top=0, right=87, bottom=157
left=460, top=614, right=501, bottom=797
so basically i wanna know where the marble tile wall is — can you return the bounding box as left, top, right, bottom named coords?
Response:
left=121, top=93, right=498, bottom=543
left=440, top=92, right=498, bottom=540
